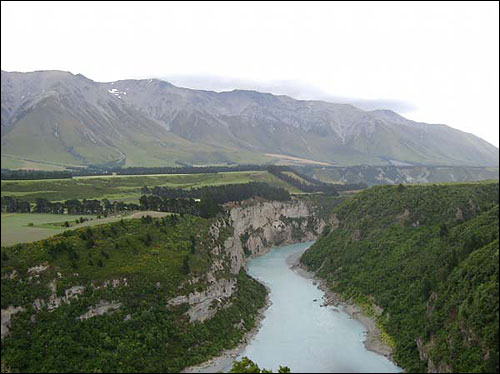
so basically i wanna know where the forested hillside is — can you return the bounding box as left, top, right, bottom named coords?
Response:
left=301, top=182, right=499, bottom=372
left=1, top=214, right=267, bottom=372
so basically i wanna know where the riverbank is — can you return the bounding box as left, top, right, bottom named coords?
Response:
left=182, top=286, right=272, bottom=373
left=288, top=252, right=397, bottom=365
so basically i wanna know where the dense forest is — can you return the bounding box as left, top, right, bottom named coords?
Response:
left=301, top=182, right=499, bottom=372
left=1, top=214, right=267, bottom=372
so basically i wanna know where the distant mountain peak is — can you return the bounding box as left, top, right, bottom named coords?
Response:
left=1, top=70, right=498, bottom=168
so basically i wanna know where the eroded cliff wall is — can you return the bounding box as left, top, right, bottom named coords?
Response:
left=174, top=198, right=326, bottom=322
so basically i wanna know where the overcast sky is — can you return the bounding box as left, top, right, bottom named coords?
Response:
left=2, top=1, right=499, bottom=147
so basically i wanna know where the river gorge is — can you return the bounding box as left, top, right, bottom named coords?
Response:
left=189, top=241, right=402, bottom=373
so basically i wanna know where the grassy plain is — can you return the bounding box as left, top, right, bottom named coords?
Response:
left=1, top=170, right=300, bottom=246
left=1, top=170, right=301, bottom=203
left=1, top=211, right=170, bottom=247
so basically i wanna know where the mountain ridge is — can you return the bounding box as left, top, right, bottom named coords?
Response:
left=2, top=70, right=498, bottom=168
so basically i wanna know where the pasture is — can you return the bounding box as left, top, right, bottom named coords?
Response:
left=1, top=211, right=170, bottom=247
left=1, top=170, right=300, bottom=203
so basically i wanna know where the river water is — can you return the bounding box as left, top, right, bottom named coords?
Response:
left=235, top=241, right=402, bottom=373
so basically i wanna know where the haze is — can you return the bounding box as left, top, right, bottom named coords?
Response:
left=1, top=1, right=498, bottom=147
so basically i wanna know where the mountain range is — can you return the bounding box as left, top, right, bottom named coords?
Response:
left=1, top=70, right=498, bottom=169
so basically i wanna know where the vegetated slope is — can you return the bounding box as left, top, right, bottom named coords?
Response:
left=301, top=165, right=500, bottom=186
left=1, top=215, right=267, bottom=372
left=301, top=182, right=499, bottom=372
left=2, top=70, right=498, bottom=168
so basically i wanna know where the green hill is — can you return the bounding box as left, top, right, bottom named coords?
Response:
left=301, top=182, right=499, bottom=372
left=1, top=215, right=267, bottom=372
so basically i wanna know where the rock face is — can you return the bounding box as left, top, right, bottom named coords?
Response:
left=171, top=199, right=325, bottom=322
left=78, top=301, right=122, bottom=321
left=416, top=336, right=452, bottom=373
left=168, top=279, right=237, bottom=322
left=231, top=199, right=325, bottom=256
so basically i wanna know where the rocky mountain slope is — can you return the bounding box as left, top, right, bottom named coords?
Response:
left=2, top=70, right=498, bottom=168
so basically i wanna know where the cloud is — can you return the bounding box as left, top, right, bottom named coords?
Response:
left=159, top=74, right=418, bottom=114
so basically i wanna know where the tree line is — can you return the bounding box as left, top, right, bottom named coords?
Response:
left=141, top=182, right=290, bottom=218
left=2, top=165, right=268, bottom=179
left=143, top=182, right=291, bottom=203
left=1, top=169, right=73, bottom=180
left=1, top=196, right=139, bottom=215
left=2, top=182, right=290, bottom=218
left=114, top=164, right=268, bottom=175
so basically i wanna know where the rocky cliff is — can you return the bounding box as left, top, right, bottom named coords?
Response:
left=171, top=198, right=326, bottom=322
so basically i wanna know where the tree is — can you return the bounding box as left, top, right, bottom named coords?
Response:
left=230, top=357, right=263, bottom=373
left=143, top=232, right=152, bottom=246
left=422, top=278, right=432, bottom=300
left=229, top=357, right=290, bottom=373
left=181, top=256, right=190, bottom=275
left=439, top=223, right=449, bottom=238
left=190, top=235, right=196, bottom=254
left=199, top=191, right=219, bottom=218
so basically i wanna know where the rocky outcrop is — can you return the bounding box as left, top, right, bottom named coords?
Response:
left=416, top=336, right=453, bottom=373
left=32, top=284, right=85, bottom=312
left=78, top=301, right=122, bottom=321
left=27, top=264, right=49, bottom=275
left=1, top=306, right=25, bottom=339
left=1, top=270, right=17, bottom=280
left=168, top=278, right=237, bottom=322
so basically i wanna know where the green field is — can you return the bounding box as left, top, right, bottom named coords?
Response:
left=1, top=170, right=301, bottom=203
left=1, top=170, right=300, bottom=246
left=1, top=211, right=171, bottom=247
